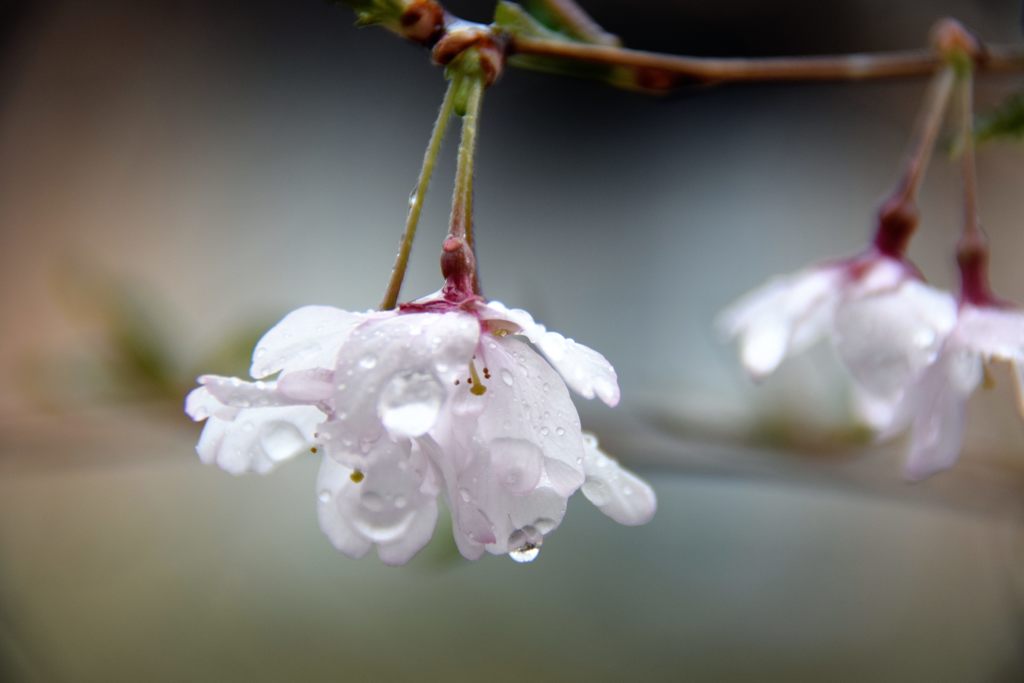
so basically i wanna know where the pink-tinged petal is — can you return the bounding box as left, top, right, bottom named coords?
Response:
left=955, top=305, right=1024, bottom=362
left=198, top=375, right=297, bottom=409
left=276, top=368, right=335, bottom=402
left=903, top=347, right=982, bottom=481
left=195, top=404, right=324, bottom=475
left=580, top=434, right=656, bottom=526
left=716, top=265, right=844, bottom=380
left=250, top=306, right=374, bottom=379
left=834, top=280, right=956, bottom=403
left=323, top=313, right=479, bottom=458
left=416, top=434, right=492, bottom=560
left=478, top=301, right=620, bottom=406
left=476, top=336, right=586, bottom=496
left=316, top=437, right=438, bottom=565
left=422, top=338, right=585, bottom=562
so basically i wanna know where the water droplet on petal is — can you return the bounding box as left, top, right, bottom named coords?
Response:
left=556, top=427, right=566, bottom=436
left=259, top=421, right=306, bottom=462
left=361, top=492, right=385, bottom=512
left=459, top=488, right=473, bottom=503
left=490, top=438, right=543, bottom=494
left=394, top=495, right=408, bottom=509
left=377, top=371, right=445, bottom=437
left=500, top=369, right=515, bottom=386
left=508, top=526, right=543, bottom=563
left=359, top=354, right=378, bottom=370
left=318, top=490, right=332, bottom=503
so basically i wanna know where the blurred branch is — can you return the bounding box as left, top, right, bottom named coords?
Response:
left=330, top=0, right=1024, bottom=94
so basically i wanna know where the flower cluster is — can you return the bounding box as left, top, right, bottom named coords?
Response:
left=186, top=292, right=655, bottom=564
left=719, top=247, right=1024, bottom=480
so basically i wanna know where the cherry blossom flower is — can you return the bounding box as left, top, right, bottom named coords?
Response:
left=717, top=250, right=957, bottom=429
left=888, top=303, right=1024, bottom=480
left=185, top=293, right=655, bottom=564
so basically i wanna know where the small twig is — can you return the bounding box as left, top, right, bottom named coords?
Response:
left=508, top=35, right=1024, bottom=85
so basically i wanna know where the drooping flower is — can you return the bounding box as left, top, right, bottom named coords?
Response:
left=185, top=292, right=656, bottom=564
left=717, top=249, right=957, bottom=429
left=887, top=303, right=1024, bottom=480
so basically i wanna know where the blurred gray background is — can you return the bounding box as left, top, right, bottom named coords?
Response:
left=2, top=0, right=1024, bottom=680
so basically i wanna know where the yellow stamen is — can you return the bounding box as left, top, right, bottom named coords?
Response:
left=469, top=360, right=487, bottom=396
left=982, top=361, right=996, bottom=390
left=350, top=470, right=365, bottom=483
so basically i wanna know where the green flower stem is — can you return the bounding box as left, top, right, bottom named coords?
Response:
left=380, top=78, right=458, bottom=310
left=449, top=74, right=485, bottom=293
left=957, top=65, right=982, bottom=246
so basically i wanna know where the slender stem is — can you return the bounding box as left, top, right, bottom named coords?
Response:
left=450, top=77, right=485, bottom=259
left=509, top=35, right=1024, bottom=84
left=380, top=79, right=458, bottom=310
left=872, top=65, right=955, bottom=256
left=955, top=61, right=994, bottom=305
left=958, top=67, right=982, bottom=244
left=897, top=66, right=957, bottom=202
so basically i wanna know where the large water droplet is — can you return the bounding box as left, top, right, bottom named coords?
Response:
left=359, top=354, right=378, bottom=370
left=500, top=369, right=515, bottom=386
left=318, top=490, right=332, bottom=504
left=259, top=421, right=306, bottom=462
left=490, top=438, right=543, bottom=494
left=377, top=371, right=445, bottom=437
left=361, top=492, right=385, bottom=512
left=508, top=526, right=543, bottom=563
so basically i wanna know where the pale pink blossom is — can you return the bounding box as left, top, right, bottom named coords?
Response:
left=186, top=293, right=655, bottom=564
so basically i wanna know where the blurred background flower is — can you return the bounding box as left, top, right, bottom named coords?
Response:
left=2, top=0, right=1024, bottom=680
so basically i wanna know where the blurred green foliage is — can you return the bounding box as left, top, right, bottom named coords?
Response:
left=977, top=89, right=1024, bottom=143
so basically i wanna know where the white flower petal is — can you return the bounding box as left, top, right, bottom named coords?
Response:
left=717, top=265, right=844, bottom=379
left=849, top=383, right=905, bottom=434
left=185, top=386, right=232, bottom=421
left=322, top=312, right=480, bottom=460
left=580, top=433, right=656, bottom=526
left=955, top=305, right=1024, bottom=362
left=194, top=404, right=324, bottom=475
left=276, top=368, right=335, bottom=402
left=198, top=375, right=297, bottom=409
left=316, top=437, right=438, bottom=565
left=834, top=280, right=956, bottom=403
left=476, top=336, right=586, bottom=496
left=903, top=347, right=982, bottom=481
left=250, top=306, right=373, bottom=379
left=478, top=301, right=620, bottom=406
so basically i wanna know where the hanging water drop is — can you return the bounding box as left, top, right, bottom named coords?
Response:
left=507, top=526, right=543, bottom=563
